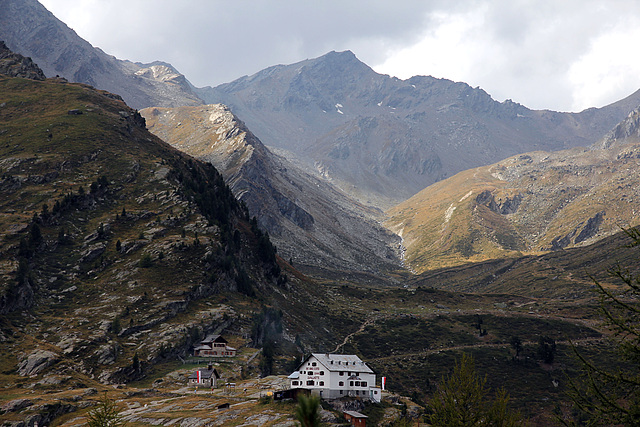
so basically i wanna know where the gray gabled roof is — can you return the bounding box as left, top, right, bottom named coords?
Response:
left=297, top=353, right=374, bottom=374
left=201, top=334, right=227, bottom=344
left=188, top=368, right=220, bottom=380
left=344, top=411, right=368, bottom=418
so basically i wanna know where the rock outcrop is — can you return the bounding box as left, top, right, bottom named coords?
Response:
left=17, top=350, right=59, bottom=376
left=0, top=40, right=45, bottom=80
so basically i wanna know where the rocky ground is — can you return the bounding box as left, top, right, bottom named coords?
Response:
left=1, top=369, right=420, bottom=427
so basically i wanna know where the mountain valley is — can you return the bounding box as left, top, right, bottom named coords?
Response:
left=198, top=50, right=640, bottom=208
left=139, top=104, right=402, bottom=276
left=1, top=5, right=640, bottom=426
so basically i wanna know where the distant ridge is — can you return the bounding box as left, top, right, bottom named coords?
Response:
left=198, top=50, right=640, bottom=207
left=0, top=0, right=204, bottom=109
left=386, top=135, right=640, bottom=272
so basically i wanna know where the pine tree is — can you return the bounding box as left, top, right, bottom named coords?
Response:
left=429, top=353, right=521, bottom=426
left=294, top=394, right=321, bottom=427
left=87, top=393, right=126, bottom=427
left=568, top=227, right=640, bottom=425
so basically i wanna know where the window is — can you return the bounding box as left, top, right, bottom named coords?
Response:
left=312, top=362, right=317, bottom=366
left=350, top=381, right=354, bottom=386
left=292, top=381, right=299, bottom=386
left=319, top=371, right=325, bottom=375
left=319, top=381, right=324, bottom=386
left=374, top=391, right=378, bottom=395
left=340, top=390, right=343, bottom=395
left=361, top=381, right=367, bottom=387
left=339, top=381, right=344, bottom=387
left=339, top=371, right=344, bottom=376
left=355, top=381, right=360, bottom=387
left=306, top=380, right=314, bottom=386
left=356, top=390, right=360, bottom=395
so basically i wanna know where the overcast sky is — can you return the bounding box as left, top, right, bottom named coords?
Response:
left=39, top=0, right=640, bottom=112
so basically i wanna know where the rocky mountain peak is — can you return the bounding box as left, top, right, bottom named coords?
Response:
left=0, top=0, right=204, bottom=109
left=595, top=107, right=640, bottom=149
left=0, top=40, right=45, bottom=80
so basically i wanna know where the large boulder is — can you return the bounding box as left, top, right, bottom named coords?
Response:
left=17, top=349, right=59, bottom=376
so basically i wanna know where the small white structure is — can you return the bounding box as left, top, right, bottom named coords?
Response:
left=188, top=364, right=221, bottom=388
left=288, top=353, right=381, bottom=402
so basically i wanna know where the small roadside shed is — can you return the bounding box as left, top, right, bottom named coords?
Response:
left=188, top=364, right=221, bottom=388
left=273, top=388, right=310, bottom=401
left=344, top=410, right=368, bottom=427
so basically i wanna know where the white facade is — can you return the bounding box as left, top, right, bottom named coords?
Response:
left=289, top=353, right=381, bottom=402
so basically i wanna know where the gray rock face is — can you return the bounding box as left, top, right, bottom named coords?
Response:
left=198, top=50, right=640, bottom=207
left=596, top=107, right=640, bottom=149
left=17, top=349, right=59, bottom=376
left=0, top=40, right=45, bottom=80
left=0, top=0, right=203, bottom=109
left=1, top=398, right=33, bottom=413
left=79, top=242, right=107, bottom=264
left=476, top=190, right=522, bottom=215
left=141, top=105, right=402, bottom=273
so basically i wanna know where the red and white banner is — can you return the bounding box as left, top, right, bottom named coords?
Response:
left=197, top=370, right=202, bottom=383
left=382, top=376, right=386, bottom=391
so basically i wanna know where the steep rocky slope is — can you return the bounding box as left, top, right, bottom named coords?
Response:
left=595, top=106, right=640, bottom=149
left=140, top=104, right=401, bottom=274
left=198, top=50, right=640, bottom=207
left=386, top=140, right=640, bottom=272
left=0, top=0, right=203, bottom=109
left=0, top=69, right=350, bottom=402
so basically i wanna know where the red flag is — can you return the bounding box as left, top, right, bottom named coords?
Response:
left=382, top=376, right=386, bottom=390
left=197, top=370, right=201, bottom=383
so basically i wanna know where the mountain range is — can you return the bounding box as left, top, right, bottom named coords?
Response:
left=3, top=3, right=640, bottom=425
left=197, top=50, right=640, bottom=207
left=3, top=0, right=640, bottom=277
left=140, top=104, right=401, bottom=275
left=0, top=0, right=203, bottom=109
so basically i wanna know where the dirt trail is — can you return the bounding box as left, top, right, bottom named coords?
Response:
left=367, top=336, right=604, bottom=363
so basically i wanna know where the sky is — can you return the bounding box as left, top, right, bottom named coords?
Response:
left=38, top=0, right=640, bottom=112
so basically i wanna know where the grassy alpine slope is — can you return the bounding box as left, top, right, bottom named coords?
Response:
left=387, top=145, right=640, bottom=273
left=0, top=72, right=636, bottom=427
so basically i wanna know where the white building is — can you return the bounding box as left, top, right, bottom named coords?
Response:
left=288, top=353, right=381, bottom=402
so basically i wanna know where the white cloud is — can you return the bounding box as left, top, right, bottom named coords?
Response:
left=568, top=18, right=640, bottom=111
left=372, top=1, right=640, bottom=111
left=37, top=0, right=640, bottom=112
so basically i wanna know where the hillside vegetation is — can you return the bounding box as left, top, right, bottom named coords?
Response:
left=387, top=145, right=640, bottom=272
left=0, top=75, right=356, bottom=401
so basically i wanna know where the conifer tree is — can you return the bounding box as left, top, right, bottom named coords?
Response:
left=568, top=227, right=640, bottom=425
left=87, top=393, right=126, bottom=427
left=294, top=394, right=321, bottom=427
left=429, top=353, right=520, bottom=426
